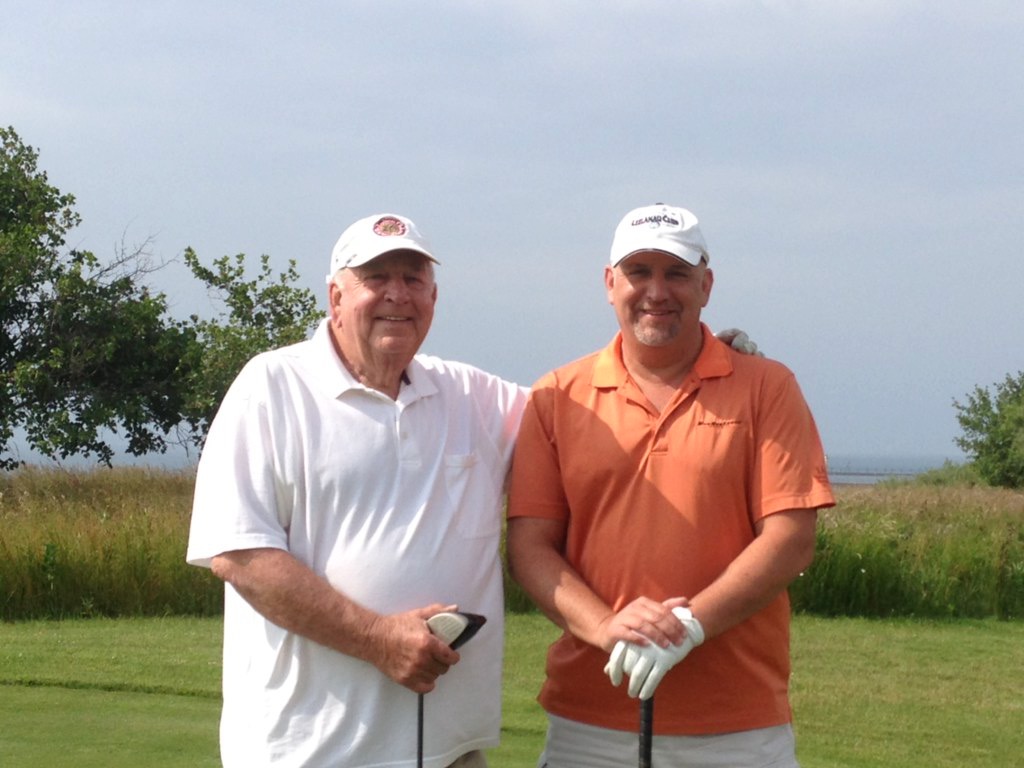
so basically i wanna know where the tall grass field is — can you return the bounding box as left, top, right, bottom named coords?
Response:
left=1, top=467, right=220, bottom=619
left=2, top=467, right=1022, bottom=620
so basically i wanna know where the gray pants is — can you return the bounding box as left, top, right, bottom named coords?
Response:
left=537, top=715, right=798, bottom=768
left=448, top=750, right=488, bottom=768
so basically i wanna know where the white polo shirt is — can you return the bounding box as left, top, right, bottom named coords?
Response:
left=187, top=320, right=528, bottom=768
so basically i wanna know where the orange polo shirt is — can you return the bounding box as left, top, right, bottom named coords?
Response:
left=507, top=325, right=835, bottom=734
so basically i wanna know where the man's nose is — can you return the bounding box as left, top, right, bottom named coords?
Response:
left=383, top=277, right=410, bottom=302
left=645, top=273, right=670, bottom=300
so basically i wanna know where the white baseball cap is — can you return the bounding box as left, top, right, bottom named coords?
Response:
left=609, top=204, right=710, bottom=267
left=327, top=213, right=438, bottom=280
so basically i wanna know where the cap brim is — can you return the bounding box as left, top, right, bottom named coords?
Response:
left=342, top=242, right=440, bottom=269
left=611, top=246, right=705, bottom=267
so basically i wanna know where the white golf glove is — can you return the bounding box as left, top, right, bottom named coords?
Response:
left=715, top=327, right=763, bottom=357
left=603, top=607, right=706, bottom=700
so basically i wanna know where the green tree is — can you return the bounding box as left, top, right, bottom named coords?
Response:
left=1, top=126, right=78, bottom=466
left=954, top=371, right=1024, bottom=488
left=179, top=249, right=321, bottom=445
left=1, top=126, right=198, bottom=468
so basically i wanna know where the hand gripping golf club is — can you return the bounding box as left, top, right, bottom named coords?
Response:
left=426, top=611, right=487, bottom=650
left=639, top=697, right=654, bottom=768
left=417, top=611, right=487, bottom=768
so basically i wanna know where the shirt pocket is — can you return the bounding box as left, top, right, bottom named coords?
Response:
left=443, top=453, right=500, bottom=539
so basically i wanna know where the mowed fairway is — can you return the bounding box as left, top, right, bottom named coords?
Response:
left=0, top=617, right=221, bottom=767
left=1, top=615, right=1022, bottom=767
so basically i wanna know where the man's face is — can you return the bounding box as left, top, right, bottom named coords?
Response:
left=605, top=250, right=713, bottom=348
left=328, top=250, right=437, bottom=365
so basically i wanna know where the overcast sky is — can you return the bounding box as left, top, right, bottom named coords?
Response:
left=5, top=1, right=1022, bottom=465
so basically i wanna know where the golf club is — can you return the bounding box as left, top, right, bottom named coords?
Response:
left=417, top=611, right=487, bottom=768
left=639, top=696, right=653, bottom=768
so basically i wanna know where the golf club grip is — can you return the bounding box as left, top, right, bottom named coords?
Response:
left=639, top=697, right=653, bottom=768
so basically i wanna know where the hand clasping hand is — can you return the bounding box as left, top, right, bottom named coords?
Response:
left=604, top=606, right=706, bottom=699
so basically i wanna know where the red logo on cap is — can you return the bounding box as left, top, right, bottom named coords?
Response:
left=373, top=216, right=407, bottom=237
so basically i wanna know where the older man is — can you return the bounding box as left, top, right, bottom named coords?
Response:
left=187, top=213, right=527, bottom=767
left=507, top=203, right=835, bottom=767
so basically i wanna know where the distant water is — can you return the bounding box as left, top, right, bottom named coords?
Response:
left=7, top=436, right=963, bottom=485
left=826, top=453, right=962, bottom=485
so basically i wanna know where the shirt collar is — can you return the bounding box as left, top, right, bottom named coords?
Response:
left=308, top=319, right=437, bottom=403
left=592, top=323, right=734, bottom=390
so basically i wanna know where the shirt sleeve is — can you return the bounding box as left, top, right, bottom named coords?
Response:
left=507, top=374, right=570, bottom=521
left=185, top=359, right=291, bottom=568
left=752, top=366, right=835, bottom=519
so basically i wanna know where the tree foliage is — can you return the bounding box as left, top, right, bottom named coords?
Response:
left=954, top=371, right=1024, bottom=488
left=1, top=126, right=321, bottom=468
left=2, top=126, right=78, bottom=465
left=2, top=126, right=198, bottom=468
left=180, top=249, right=320, bottom=444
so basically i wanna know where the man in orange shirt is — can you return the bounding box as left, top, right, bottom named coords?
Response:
left=507, top=203, right=835, bottom=767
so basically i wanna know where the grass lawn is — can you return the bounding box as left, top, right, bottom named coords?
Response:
left=790, top=617, right=1024, bottom=767
left=1, top=614, right=1022, bottom=766
left=0, top=616, right=221, bottom=767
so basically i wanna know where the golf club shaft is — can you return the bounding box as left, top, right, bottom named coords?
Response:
left=417, top=693, right=424, bottom=768
left=639, top=697, right=653, bottom=768
left=418, top=612, right=486, bottom=767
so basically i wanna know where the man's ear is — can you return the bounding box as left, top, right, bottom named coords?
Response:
left=327, top=278, right=343, bottom=324
left=701, top=267, right=714, bottom=308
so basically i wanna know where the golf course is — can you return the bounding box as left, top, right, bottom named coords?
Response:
left=2, top=467, right=1022, bottom=766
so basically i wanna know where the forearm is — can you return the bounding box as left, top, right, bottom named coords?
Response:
left=212, top=548, right=383, bottom=661
left=509, top=536, right=615, bottom=649
left=211, top=547, right=459, bottom=693
left=508, top=517, right=686, bottom=652
left=688, top=509, right=817, bottom=639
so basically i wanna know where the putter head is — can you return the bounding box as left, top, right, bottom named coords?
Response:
left=426, top=611, right=487, bottom=649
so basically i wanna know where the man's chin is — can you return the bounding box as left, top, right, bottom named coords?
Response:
left=631, top=326, right=679, bottom=347
left=374, top=336, right=424, bottom=356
